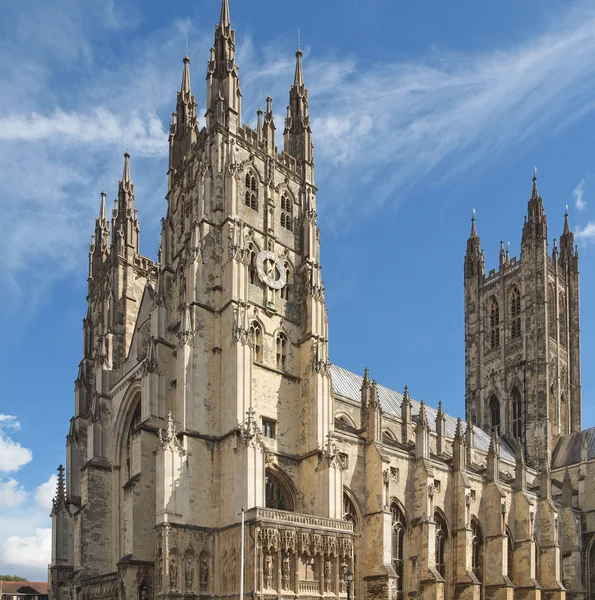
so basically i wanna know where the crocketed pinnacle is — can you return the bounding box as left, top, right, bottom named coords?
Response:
left=294, top=48, right=304, bottom=90
left=531, top=170, right=539, bottom=200
left=122, top=151, right=131, bottom=190
left=564, top=206, right=570, bottom=235
left=470, top=214, right=477, bottom=238
left=99, top=189, right=107, bottom=221
left=181, top=55, right=192, bottom=98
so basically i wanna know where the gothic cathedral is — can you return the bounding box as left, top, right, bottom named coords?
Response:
left=50, top=3, right=595, bottom=600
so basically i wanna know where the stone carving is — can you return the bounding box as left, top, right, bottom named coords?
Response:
left=232, top=302, right=250, bottom=345
left=324, top=559, right=333, bottom=592
left=184, top=554, right=193, bottom=592
left=260, top=527, right=280, bottom=553
left=156, top=546, right=163, bottom=590
left=320, top=432, right=342, bottom=469
left=169, top=555, right=178, bottom=591
left=141, top=337, right=159, bottom=376
left=199, top=552, right=209, bottom=592
left=264, top=553, right=273, bottom=589
left=338, top=537, right=353, bottom=558
left=236, top=407, right=263, bottom=449
left=230, top=549, right=237, bottom=591
left=158, top=412, right=185, bottom=455
left=312, top=533, right=323, bottom=555
left=281, top=554, right=291, bottom=591
left=281, top=529, right=296, bottom=553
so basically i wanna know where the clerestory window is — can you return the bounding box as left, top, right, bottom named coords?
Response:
left=510, top=286, right=521, bottom=339
left=280, top=194, right=293, bottom=231
left=489, top=298, right=500, bottom=349
left=245, top=172, right=258, bottom=211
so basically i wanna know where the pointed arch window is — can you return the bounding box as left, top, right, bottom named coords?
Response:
left=511, top=387, right=523, bottom=442
left=548, top=284, right=556, bottom=340
left=280, top=194, right=293, bottom=231
left=250, top=321, right=263, bottom=363
left=559, top=293, right=567, bottom=348
left=276, top=332, right=288, bottom=370
left=245, top=172, right=258, bottom=211
left=435, top=511, right=447, bottom=578
left=265, top=469, right=294, bottom=511
left=280, top=262, right=292, bottom=301
left=510, top=286, right=521, bottom=339
left=343, top=492, right=359, bottom=531
left=490, top=395, right=500, bottom=435
left=489, top=298, right=500, bottom=349
left=391, top=503, right=406, bottom=599
left=471, top=519, right=483, bottom=582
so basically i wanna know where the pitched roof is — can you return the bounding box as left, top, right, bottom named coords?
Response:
left=1, top=582, right=48, bottom=595
left=552, top=426, right=595, bottom=468
left=330, top=364, right=515, bottom=462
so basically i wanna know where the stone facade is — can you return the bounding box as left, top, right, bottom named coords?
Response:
left=49, top=3, right=595, bottom=600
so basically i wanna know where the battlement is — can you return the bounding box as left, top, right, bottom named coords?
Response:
left=483, top=256, right=521, bottom=285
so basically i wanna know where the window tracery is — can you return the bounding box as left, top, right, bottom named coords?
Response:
left=280, top=263, right=292, bottom=301
left=276, top=332, right=287, bottom=370
left=251, top=321, right=263, bottom=363
left=559, top=294, right=567, bottom=348
left=548, top=285, right=556, bottom=339
left=489, top=298, right=500, bottom=349
left=280, top=194, right=293, bottom=231
left=265, top=469, right=293, bottom=511
left=511, top=387, right=523, bottom=442
left=435, top=511, right=447, bottom=578
left=245, top=172, right=258, bottom=211
left=510, top=286, right=521, bottom=339
left=391, top=503, right=406, bottom=599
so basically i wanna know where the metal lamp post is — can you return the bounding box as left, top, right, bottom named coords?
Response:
left=343, top=569, right=354, bottom=600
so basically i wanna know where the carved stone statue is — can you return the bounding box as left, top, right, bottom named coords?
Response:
left=281, top=554, right=291, bottom=591
left=200, top=554, right=209, bottom=591
left=185, top=555, right=194, bottom=592
left=264, top=553, right=273, bottom=589
left=169, top=555, right=178, bottom=591
left=324, top=559, right=333, bottom=592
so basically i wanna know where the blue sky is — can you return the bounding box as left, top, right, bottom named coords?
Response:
left=2, top=0, right=595, bottom=579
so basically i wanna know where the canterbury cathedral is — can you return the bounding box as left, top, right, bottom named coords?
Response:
left=49, top=2, right=595, bottom=600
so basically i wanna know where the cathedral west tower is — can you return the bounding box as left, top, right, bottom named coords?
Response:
left=464, top=172, right=581, bottom=467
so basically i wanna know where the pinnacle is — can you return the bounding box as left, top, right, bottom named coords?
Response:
left=294, top=47, right=304, bottom=89
left=531, top=168, right=539, bottom=200
left=122, top=151, right=131, bottom=186
left=220, top=0, right=231, bottom=29
left=99, top=190, right=107, bottom=221
left=181, top=54, right=192, bottom=96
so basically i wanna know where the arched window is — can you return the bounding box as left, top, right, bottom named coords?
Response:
left=548, top=285, right=556, bottom=340
left=511, top=387, right=523, bottom=442
left=435, top=511, right=447, bottom=578
left=490, top=395, right=500, bottom=435
left=280, top=262, right=292, bottom=301
left=251, top=321, right=263, bottom=363
left=343, top=492, right=359, bottom=530
left=280, top=194, right=293, bottom=231
left=276, top=332, right=287, bottom=370
left=510, top=287, right=521, bottom=339
left=471, top=519, right=483, bottom=582
left=248, top=244, right=257, bottom=285
left=559, top=294, right=567, bottom=348
left=265, top=469, right=294, bottom=511
left=489, top=298, right=500, bottom=350
left=391, top=503, right=406, bottom=599
left=245, top=172, right=258, bottom=211
left=126, top=400, right=141, bottom=480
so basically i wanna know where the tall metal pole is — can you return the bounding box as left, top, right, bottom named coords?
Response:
left=240, top=507, right=245, bottom=600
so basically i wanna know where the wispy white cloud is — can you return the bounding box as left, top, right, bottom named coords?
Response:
left=574, top=178, right=586, bottom=211
left=3, top=0, right=595, bottom=290
left=0, top=416, right=33, bottom=473
left=576, top=221, right=595, bottom=241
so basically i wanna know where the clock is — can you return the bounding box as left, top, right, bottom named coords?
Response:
left=256, top=251, right=287, bottom=290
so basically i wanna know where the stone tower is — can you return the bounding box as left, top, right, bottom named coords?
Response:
left=50, top=2, right=351, bottom=598
left=464, top=172, right=581, bottom=467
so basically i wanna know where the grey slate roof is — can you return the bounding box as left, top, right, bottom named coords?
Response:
left=330, top=364, right=516, bottom=463
left=552, top=427, right=595, bottom=468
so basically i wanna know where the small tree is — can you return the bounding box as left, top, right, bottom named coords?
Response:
left=0, top=576, right=29, bottom=582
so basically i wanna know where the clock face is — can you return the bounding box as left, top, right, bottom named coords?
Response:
left=256, top=251, right=287, bottom=290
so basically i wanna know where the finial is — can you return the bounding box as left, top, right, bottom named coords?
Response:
left=531, top=167, right=539, bottom=200
left=565, top=203, right=569, bottom=216
left=185, top=34, right=189, bottom=58
left=533, top=166, right=537, bottom=181
left=470, top=209, right=477, bottom=237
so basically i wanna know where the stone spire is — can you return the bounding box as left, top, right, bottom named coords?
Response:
left=465, top=211, right=484, bottom=278
left=263, top=96, right=276, bottom=154
left=515, top=439, right=527, bottom=492
left=169, top=54, right=198, bottom=172
left=452, top=417, right=466, bottom=471
left=51, top=464, right=66, bottom=514
left=522, top=168, right=548, bottom=244
left=436, top=401, right=446, bottom=454
left=284, top=45, right=313, bottom=163
left=206, top=0, right=242, bottom=131
left=401, top=385, right=412, bottom=444
left=90, top=190, right=111, bottom=277
left=112, top=152, right=140, bottom=257
left=562, top=468, right=573, bottom=507
left=560, top=205, right=577, bottom=263
left=415, top=401, right=430, bottom=459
